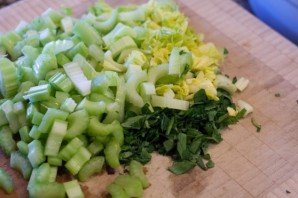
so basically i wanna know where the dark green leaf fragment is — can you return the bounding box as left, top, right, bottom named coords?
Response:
left=169, top=161, right=196, bottom=175
left=251, top=117, right=261, bottom=132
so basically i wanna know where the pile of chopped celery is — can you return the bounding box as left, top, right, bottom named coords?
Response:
left=0, top=0, right=252, bottom=197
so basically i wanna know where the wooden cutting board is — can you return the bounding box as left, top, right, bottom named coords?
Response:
left=1, top=0, right=298, bottom=197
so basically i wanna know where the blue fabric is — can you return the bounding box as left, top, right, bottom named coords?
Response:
left=249, top=0, right=298, bottom=44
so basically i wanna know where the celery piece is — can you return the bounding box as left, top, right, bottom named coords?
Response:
left=114, top=175, right=143, bottom=197
left=235, top=77, right=249, bottom=91
left=43, top=8, right=63, bottom=25
left=216, top=75, right=237, bottom=94
left=77, top=135, right=88, bottom=147
left=151, top=95, right=189, bottom=110
left=39, top=28, right=55, bottom=46
left=63, top=180, right=84, bottom=198
left=28, top=182, right=66, bottom=198
left=89, top=93, right=113, bottom=103
left=49, top=166, right=58, bottom=183
left=49, top=72, right=73, bottom=93
left=73, top=20, right=102, bottom=46
left=19, top=126, right=32, bottom=143
left=15, top=20, right=29, bottom=34
left=76, top=98, right=106, bottom=116
left=91, top=71, right=118, bottom=93
left=60, top=98, right=77, bottom=113
left=109, top=36, right=137, bottom=59
left=169, top=47, right=192, bottom=76
left=71, top=94, right=83, bottom=104
left=61, top=16, right=73, bottom=34
left=0, top=168, right=13, bottom=194
left=17, top=66, right=38, bottom=85
left=35, top=163, right=51, bottom=183
left=103, top=51, right=126, bottom=72
left=88, top=117, right=122, bottom=137
left=119, top=6, right=146, bottom=26
left=26, top=103, right=39, bottom=121
left=78, top=156, right=105, bottom=182
left=0, top=58, right=19, bottom=98
left=95, top=135, right=111, bottom=145
left=29, top=125, right=42, bottom=140
left=65, top=147, right=91, bottom=175
left=45, top=120, right=68, bottom=156
left=115, top=76, right=126, bottom=122
left=89, top=10, right=118, bottom=34
left=126, top=71, right=147, bottom=108
left=104, top=139, right=121, bottom=168
left=0, top=32, right=22, bottom=60
left=31, top=111, right=44, bottom=126
left=55, top=91, right=70, bottom=104
left=27, top=169, right=37, bottom=190
left=48, top=156, right=62, bottom=166
left=103, top=23, right=136, bottom=47
left=33, top=53, right=57, bottom=80
left=67, top=42, right=89, bottom=59
left=40, top=96, right=61, bottom=112
left=148, top=64, right=169, bottom=84
left=63, top=62, right=91, bottom=96
left=23, top=84, right=51, bottom=102
left=38, top=108, right=69, bottom=134
left=22, top=46, right=40, bottom=62
left=64, top=109, right=89, bottom=139
left=0, top=108, right=8, bottom=127
left=10, top=151, right=32, bottom=180
left=88, top=44, right=104, bottom=64
left=17, top=141, right=29, bottom=155
left=56, top=53, right=71, bottom=67
left=59, top=137, right=84, bottom=161
left=87, top=140, right=104, bottom=156
left=0, top=126, right=16, bottom=156
left=129, top=160, right=149, bottom=188
left=107, top=183, right=129, bottom=198
left=117, top=48, right=137, bottom=64
left=12, top=81, right=35, bottom=103
left=1, top=100, right=20, bottom=134
left=43, top=40, right=74, bottom=55
left=73, top=54, right=97, bottom=80
left=28, top=140, right=46, bottom=168
left=13, top=101, right=27, bottom=127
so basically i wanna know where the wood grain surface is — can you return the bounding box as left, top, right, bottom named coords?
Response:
left=0, top=0, right=298, bottom=197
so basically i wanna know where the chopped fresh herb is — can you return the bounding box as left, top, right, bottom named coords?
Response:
left=232, top=76, right=237, bottom=84
left=223, top=48, right=229, bottom=55
left=121, top=89, right=245, bottom=174
left=275, top=93, right=281, bottom=97
left=251, top=117, right=261, bottom=132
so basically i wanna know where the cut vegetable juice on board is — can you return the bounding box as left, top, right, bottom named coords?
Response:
left=0, top=0, right=254, bottom=197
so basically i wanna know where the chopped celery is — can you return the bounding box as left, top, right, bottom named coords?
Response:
left=235, top=77, right=249, bottom=91
left=17, top=141, right=29, bottom=155
left=88, top=44, right=104, bottom=64
left=169, top=47, right=192, bottom=76
left=73, top=21, right=102, bottom=46
left=0, top=168, right=13, bottom=194
left=29, top=125, right=42, bottom=140
left=35, top=163, right=51, bottom=183
left=38, top=108, right=69, bottom=134
left=49, top=72, right=73, bottom=93
left=1, top=100, right=20, bottom=133
left=114, top=175, right=143, bottom=197
left=103, top=23, right=136, bottom=47
left=10, top=151, right=32, bottom=180
left=107, top=183, right=129, bottom=198
left=87, top=140, right=104, bottom=156
left=109, top=36, right=137, bottom=59
left=28, top=140, right=46, bottom=168
left=103, top=51, right=126, bottom=72
left=61, top=16, right=73, bottom=34
left=63, top=62, right=91, bottom=96
left=48, top=156, right=62, bottom=166
left=31, top=111, right=44, bottom=126
left=126, top=71, right=147, bottom=108
left=66, top=42, right=89, bottom=59
left=129, top=160, right=149, bottom=188
left=23, top=84, right=51, bottom=102
left=59, top=137, right=84, bottom=161
left=43, top=40, right=74, bottom=55
left=88, top=117, right=122, bottom=137
left=45, top=120, right=68, bottom=156
left=151, top=95, right=189, bottom=110
left=73, top=54, right=97, bottom=80
left=49, top=166, right=58, bottom=182
left=13, top=101, right=27, bottom=127
left=0, top=32, right=22, bottom=60
left=19, top=126, right=32, bottom=143
left=76, top=98, right=106, bottom=116
left=148, top=64, right=169, bottom=84
left=78, top=156, right=105, bottom=182
left=56, top=53, right=70, bottom=67
left=104, top=139, right=121, bottom=168
left=65, top=147, right=91, bottom=175
left=216, top=75, right=237, bottom=94
left=0, top=126, right=16, bottom=156
left=89, top=10, right=118, bottom=34
left=33, top=53, right=57, bottom=80
left=12, top=81, right=35, bottom=103
left=0, top=108, right=8, bottom=127
left=28, top=182, right=66, bottom=198
left=0, top=58, right=19, bottom=98
left=60, top=98, right=77, bottom=113
left=63, top=180, right=84, bottom=198
left=64, top=109, right=89, bottom=139
left=39, top=28, right=55, bottom=46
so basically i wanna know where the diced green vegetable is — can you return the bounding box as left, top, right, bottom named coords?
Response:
left=63, top=180, right=84, bottom=198
left=0, top=126, right=16, bottom=156
left=10, top=151, right=32, bottom=180
left=65, top=147, right=91, bottom=175
left=28, top=140, right=45, bottom=168
left=0, top=168, right=13, bottom=194
left=78, top=156, right=105, bottom=182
